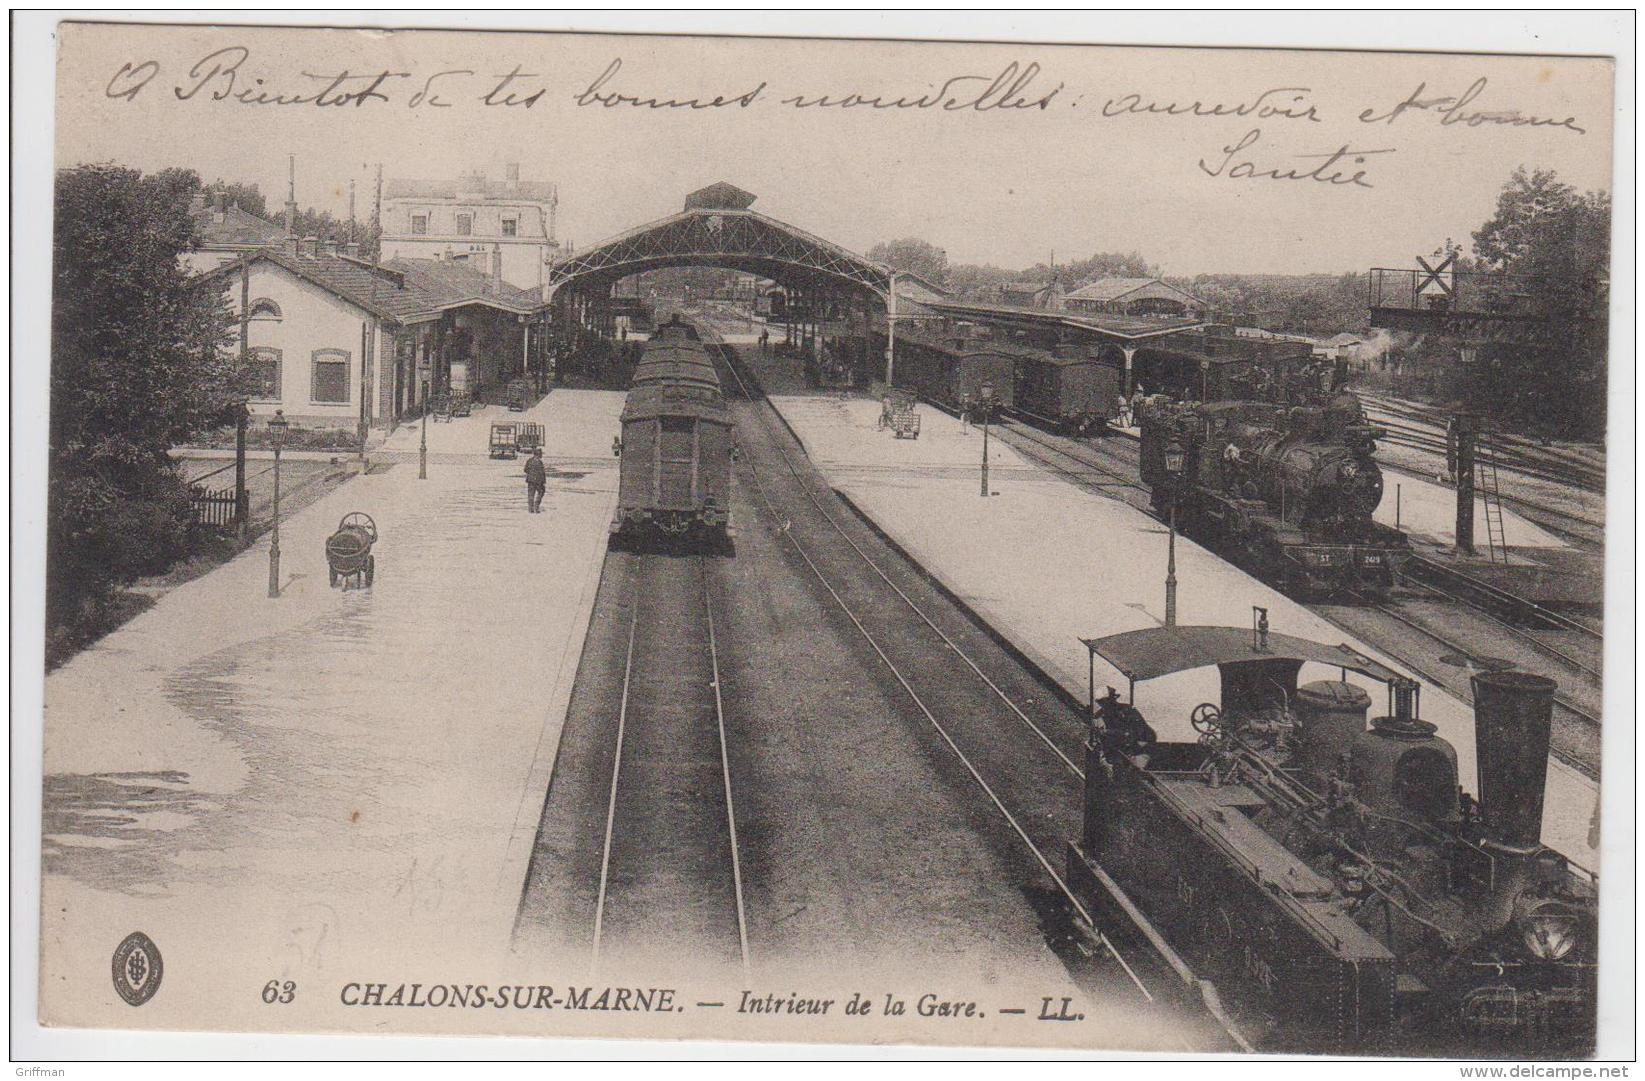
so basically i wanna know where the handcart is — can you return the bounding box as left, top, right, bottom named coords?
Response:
left=325, top=512, right=377, bottom=589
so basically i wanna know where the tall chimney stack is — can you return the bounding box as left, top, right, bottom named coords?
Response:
left=284, top=154, right=298, bottom=240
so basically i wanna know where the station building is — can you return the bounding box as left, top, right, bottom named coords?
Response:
left=379, top=164, right=562, bottom=294
left=210, top=239, right=546, bottom=440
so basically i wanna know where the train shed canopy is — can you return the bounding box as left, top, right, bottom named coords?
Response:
left=548, top=183, right=893, bottom=299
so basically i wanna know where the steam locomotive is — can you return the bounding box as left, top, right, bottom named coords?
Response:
left=1070, top=613, right=1597, bottom=1055
left=1138, top=392, right=1408, bottom=597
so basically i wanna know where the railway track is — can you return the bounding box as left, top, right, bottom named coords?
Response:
left=1323, top=590, right=1599, bottom=781
left=993, top=419, right=1151, bottom=505
left=705, top=330, right=1252, bottom=1052
left=1362, top=401, right=1606, bottom=495
left=992, top=418, right=1605, bottom=669
left=586, top=551, right=751, bottom=979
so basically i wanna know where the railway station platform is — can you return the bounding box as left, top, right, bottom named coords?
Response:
left=39, top=391, right=622, bottom=1033
left=767, top=394, right=1600, bottom=870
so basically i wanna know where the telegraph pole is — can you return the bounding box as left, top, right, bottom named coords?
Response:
left=885, top=271, right=897, bottom=387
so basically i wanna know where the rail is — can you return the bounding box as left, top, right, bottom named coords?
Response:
left=704, top=324, right=1257, bottom=1051
left=589, top=557, right=750, bottom=980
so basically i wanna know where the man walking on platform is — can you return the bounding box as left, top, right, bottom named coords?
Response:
left=524, top=448, right=547, bottom=513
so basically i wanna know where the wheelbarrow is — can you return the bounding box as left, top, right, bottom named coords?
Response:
left=325, top=512, right=377, bottom=589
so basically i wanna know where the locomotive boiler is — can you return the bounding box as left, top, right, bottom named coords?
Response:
left=1068, top=614, right=1597, bottom=1056
left=1138, top=393, right=1408, bottom=596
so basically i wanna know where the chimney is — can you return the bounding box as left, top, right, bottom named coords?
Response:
left=491, top=243, right=504, bottom=293
left=1471, top=670, right=1557, bottom=852
left=303, top=235, right=320, bottom=258
left=287, top=234, right=301, bottom=258
left=505, top=162, right=521, bottom=189
left=345, top=241, right=361, bottom=258
left=321, top=236, right=339, bottom=257
left=1470, top=669, right=1559, bottom=931
left=213, top=190, right=227, bottom=222
left=189, top=192, right=207, bottom=214
left=284, top=154, right=297, bottom=241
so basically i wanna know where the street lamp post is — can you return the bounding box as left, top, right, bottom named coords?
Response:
left=267, top=410, right=289, bottom=598
left=419, top=379, right=429, bottom=480
left=979, top=382, right=997, bottom=498
left=1163, top=440, right=1185, bottom=626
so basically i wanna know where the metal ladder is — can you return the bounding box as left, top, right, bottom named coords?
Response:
left=1478, top=436, right=1508, bottom=563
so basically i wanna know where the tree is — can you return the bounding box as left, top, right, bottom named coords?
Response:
left=50, top=164, right=240, bottom=641
left=868, top=238, right=949, bottom=284
left=1468, top=167, right=1610, bottom=436
left=205, top=179, right=268, bottom=220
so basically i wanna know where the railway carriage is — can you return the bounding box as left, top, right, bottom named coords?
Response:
left=630, top=340, right=723, bottom=393
left=612, top=327, right=734, bottom=550
left=895, top=339, right=1018, bottom=413
left=1011, top=349, right=1124, bottom=435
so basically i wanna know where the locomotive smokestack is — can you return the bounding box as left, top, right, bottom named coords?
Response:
left=1471, top=670, right=1557, bottom=852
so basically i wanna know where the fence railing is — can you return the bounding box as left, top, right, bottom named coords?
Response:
left=188, top=485, right=240, bottom=530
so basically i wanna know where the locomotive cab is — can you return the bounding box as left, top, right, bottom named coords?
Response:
left=1069, top=611, right=1596, bottom=1055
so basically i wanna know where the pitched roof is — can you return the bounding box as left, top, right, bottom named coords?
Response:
left=1065, top=277, right=1201, bottom=305
left=208, top=248, right=437, bottom=323
left=685, top=182, right=757, bottom=211
left=190, top=201, right=283, bottom=249
left=922, top=297, right=1206, bottom=341
left=386, top=257, right=542, bottom=313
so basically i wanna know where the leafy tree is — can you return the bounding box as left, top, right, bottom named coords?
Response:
left=205, top=179, right=268, bottom=220
left=868, top=238, right=949, bottom=284
left=1468, top=167, right=1610, bottom=436
left=49, top=164, right=240, bottom=644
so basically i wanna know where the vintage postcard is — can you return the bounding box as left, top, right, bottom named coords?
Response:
left=25, top=15, right=1627, bottom=1059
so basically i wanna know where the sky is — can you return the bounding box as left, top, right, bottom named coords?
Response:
left=53, top=21, right=1617, bottom=277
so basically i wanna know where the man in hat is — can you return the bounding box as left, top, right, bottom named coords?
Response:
left=524, top=448, right=547, bottom=513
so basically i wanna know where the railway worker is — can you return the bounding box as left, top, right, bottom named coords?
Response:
left=1095, top=687, right=1157, bottom=762
left=524, top=448, right=547, bottom=514
left=879, top=395, right=895, bottom=431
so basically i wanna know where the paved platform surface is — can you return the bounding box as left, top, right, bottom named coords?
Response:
left=39, top=392, right=621, bottom=1033
left=1374, top=470, right=1566, bottom=551
left=769, top=394, right=1600, bottom=870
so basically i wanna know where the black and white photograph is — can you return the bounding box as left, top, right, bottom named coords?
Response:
left=12, top=12, right=1633, bottom=1065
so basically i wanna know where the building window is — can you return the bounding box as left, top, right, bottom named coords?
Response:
left=501, top=216, right=518, bottom=237
left=456, top=213, right=473, bottom=236
left=311, top=349, right=351, bottom=403
left=248, top=347, right=281, bottom=401
left=248, top=297, right=283, bottom=320
left=411, top=214, right=428, bottom=235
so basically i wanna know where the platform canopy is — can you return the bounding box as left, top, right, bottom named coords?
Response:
left=1082, top=625, right=1400, bottom=684
left=548, top=183, right=893, bottom=299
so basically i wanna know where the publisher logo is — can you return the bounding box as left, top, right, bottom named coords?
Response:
left=111, top=931, right=163, bottom=1006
